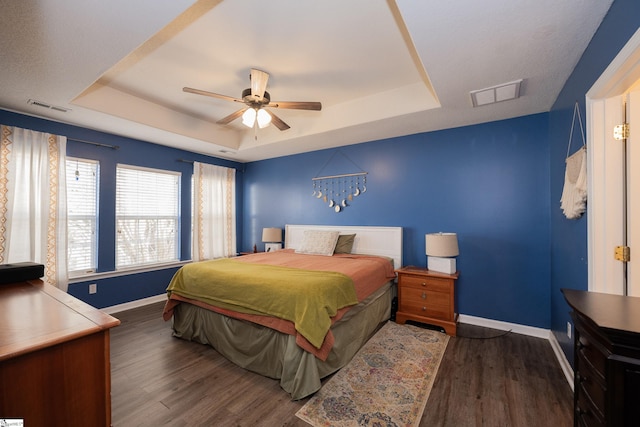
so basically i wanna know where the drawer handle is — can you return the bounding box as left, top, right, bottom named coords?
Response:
left=578, top=337, right=589, bottom=349
left=422, top=306, right=426, bottom=311
left=421, top=282, right=426, bottom=287
left=575, top=406, right=587, bottom=417
left=421, top=292, right=427, bottom=299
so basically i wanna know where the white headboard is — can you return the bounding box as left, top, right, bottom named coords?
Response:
left=284, top=224, right=403, bottom=268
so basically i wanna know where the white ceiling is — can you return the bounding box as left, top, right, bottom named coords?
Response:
left=0, top=0, right=613, bottom=162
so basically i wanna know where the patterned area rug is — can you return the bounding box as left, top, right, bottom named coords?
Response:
left=296, top=321, right=449, bottom=427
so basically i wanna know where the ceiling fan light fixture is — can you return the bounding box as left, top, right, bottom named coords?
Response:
left=242, top=108, right=257, bottom=127
left=257, top=108, right=272, bottom=128
left=242, top=107, right=272, bottom=128
left=185, top=69, right=319, bottom=131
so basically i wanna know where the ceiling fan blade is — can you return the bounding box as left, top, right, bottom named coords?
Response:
left=268, top=101, right=322, bottom=111
left=183, top=87, right=243, bottom=103
left=217, top=108, right=247, bottom=125
left=250, top=69, right=269, bottom=101
left=266, top=110, right=290, bottom=131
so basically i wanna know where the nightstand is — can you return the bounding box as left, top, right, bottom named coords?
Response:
left=395, top=266, right=459, bottom=336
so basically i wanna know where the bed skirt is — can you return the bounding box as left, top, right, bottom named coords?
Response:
left=171, top=282, right=393, bottom=400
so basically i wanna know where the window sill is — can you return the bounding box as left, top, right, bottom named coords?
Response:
left=68, top=260, right=191, bottom=284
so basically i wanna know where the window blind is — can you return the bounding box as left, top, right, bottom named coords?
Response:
left=116, top=164, right=180, bottom=268
left=66, top=158, right=99, bottom=274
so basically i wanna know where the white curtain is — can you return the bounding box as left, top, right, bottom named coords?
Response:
left=193, top=162, right=236, bottom=260
left=0, top=125, right=68, bottom=291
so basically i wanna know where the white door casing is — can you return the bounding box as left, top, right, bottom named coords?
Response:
left=627, top=90, right=640, bottom=295
left=586, top=28, right=640, bottom=296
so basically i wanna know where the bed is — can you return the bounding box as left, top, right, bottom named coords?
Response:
left=162, top=224, right=402, bottom=399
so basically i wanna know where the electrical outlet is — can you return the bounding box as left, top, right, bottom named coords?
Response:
left=89, top=283, right=97, bottom=294
left=567, top=321, right=572, bottom=339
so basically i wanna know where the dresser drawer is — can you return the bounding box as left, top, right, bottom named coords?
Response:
left=577, top=331, right=607, bottom=382
left=576, top=353, right=605, bottom=420
left=563, top=289, right=640, bottom=427
left=576, top=386, right=605, bottom=427
left=399, top=287, right=451, bottom=321
left=398, top=274, right=450, bottom=293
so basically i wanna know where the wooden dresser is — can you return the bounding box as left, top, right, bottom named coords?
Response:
left=395, top=266, right=458, bottom=336
left=0, top=278, right=120, bottom=426
left=562, top=289, right=640, bottom=427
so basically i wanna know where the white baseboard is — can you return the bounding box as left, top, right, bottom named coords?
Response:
left=459, top=314, right=574, bottom=390
left=548, top=331, right=574, bottom=392
left=458, top=314, right=550, bottom=339
left=549, top=333, right=573, bottom=390
left=103, top=294, right=166, bottom=315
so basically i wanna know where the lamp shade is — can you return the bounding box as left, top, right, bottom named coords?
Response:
left=425, top=233, right=459, bottom=257
left=262, top=227, right=282, bottom=243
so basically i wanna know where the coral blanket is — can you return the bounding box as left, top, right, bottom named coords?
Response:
left=166, top=258, right=357, bottom=349
left=163, top=250, right=396, bottom=359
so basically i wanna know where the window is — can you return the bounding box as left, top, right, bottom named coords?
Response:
left=116, top=164, right=180, bottom=269
left=66, top=158, right=99, bottom=275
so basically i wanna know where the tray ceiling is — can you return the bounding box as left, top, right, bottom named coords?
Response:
left=0, top=0, right=613, bottom=162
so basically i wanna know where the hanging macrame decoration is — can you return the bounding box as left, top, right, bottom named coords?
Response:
left=312, top=151, right=367, bottom=213
left=560, top=102, right=587, bottom=219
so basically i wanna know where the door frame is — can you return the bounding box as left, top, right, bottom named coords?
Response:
left=586, top=28, right=640, bottom=295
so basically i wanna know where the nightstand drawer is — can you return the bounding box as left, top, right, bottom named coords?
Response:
left=398, top=274, right=450, bottom=293
left=399, top=287, right=451, bottom=321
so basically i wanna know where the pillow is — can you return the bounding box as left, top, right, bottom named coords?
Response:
left=334, top=234, right=356, bottom=254
left=295, top=230, right=340, bottom=256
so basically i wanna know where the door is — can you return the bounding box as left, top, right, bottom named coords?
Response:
left=588, top=95, right=625, bottom=295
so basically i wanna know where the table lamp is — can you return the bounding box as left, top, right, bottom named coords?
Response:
left=262, top=227, right=283, bottom=252
left=425, top=232, right=459, bottom=274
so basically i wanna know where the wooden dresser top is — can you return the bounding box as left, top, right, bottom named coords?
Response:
left=0, top=280, right=120, bottom=361
left=562, top=288, right=640, bottom=335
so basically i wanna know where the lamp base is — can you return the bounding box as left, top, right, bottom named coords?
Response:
left=427, top=256, right=456, bottom=274
left=265, top=243, right=282, bottom=252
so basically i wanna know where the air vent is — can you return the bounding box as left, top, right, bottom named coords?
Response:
left=470, top=79, right=523, bottom=107
left=27, top=99, right=70, bottom=113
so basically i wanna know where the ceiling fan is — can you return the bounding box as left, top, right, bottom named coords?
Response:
left=183, top=69, right=322, bottom=131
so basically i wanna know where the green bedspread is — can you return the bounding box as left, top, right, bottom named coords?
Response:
left=166, top=259, right=358, bottom=348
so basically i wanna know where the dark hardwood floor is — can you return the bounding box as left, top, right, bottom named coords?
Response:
left=110, top=302, right=573, bottom=426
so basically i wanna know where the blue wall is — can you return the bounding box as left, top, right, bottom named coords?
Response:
left=0, top=109, right=243, bottom=308
left=549, top=0, right=640, bottom=363
left=3, top=0, right=637, bottom=345
left=243, top=114, right=552, bottom=328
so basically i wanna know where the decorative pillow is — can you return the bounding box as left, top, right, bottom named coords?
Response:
left=295, top=230, right=340, bottom=256
left=334, top=234, right=356, bottom=254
